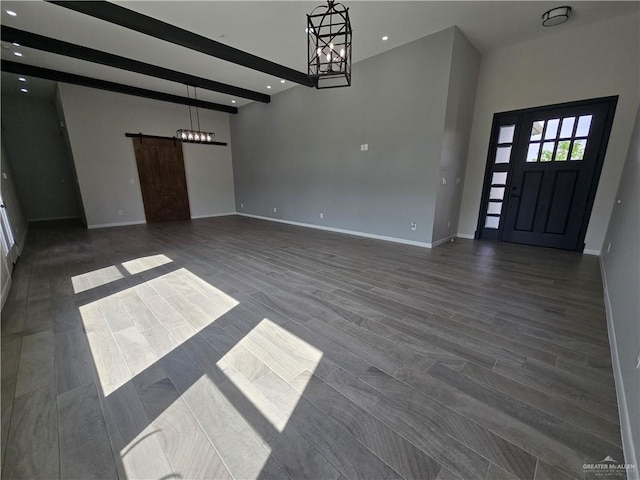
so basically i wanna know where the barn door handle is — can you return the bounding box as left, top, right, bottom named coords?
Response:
left=0, top=204, right=5, bottom=209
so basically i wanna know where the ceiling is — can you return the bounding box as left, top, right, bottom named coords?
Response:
left=1, top=1, right=637, bottom=108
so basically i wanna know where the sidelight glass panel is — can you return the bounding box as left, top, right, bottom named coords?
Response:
left=495, top=146, right=511, bottom=164
left=576, top=115, right=592, bottom=137
left=485, top=216, right=500, bottom=229
left=540, top=142, right=555, bottom=162
left=560, top=117, right=575, bottom=138
left=530, top=121, right=544, bottom=140
left=487, top=202, right=502, bottom=215
left=526, top=143, right=540, bottom=162
left=490, top=187, right=505, bottom=200
left=571, top=139, right=587, bottom=160
left=555, top=140, right=570, bottom=161
left=492, top=172, right=508, bottom=185
left=544, top=119, right=560, bottom=139
left=498, top=125, right=515, bottom=144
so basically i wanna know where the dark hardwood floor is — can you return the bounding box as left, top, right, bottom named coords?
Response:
left=0, top=216, right=621, bottom=480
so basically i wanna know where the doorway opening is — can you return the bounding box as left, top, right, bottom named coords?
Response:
left=476, top=96, right=617, bottom=251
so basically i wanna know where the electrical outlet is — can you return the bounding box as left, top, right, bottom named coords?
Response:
left=118, top=210, right=123, bottom=216
left=636, top=353, right=640, bottom=369
left=240, top=202, right=244, bottom=208
left=447, top=220, right=451, bottom=229
left=130, top=178, right=135, bottom=184
left=607, top=242, right=611, bottom=253
left=441, top=177, right=447, bottom=185
left=410, top=222, right=417, bottom=231
left=320, top=212, right=324, bottom=219
left=273, top=207, right=277, bottom=213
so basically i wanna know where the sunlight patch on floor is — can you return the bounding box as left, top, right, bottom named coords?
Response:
left=78, top=261, right=238, bottom=396
left=218, top=318, right=322, bottom=432
left=72, top=265, right=123, bottom=293
left=120, top=254, right=173, bottom=275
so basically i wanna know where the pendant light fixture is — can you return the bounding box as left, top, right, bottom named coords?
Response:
left=176, top=85, right=216, bottom=143
left=307, top=1, right=352, bottom=89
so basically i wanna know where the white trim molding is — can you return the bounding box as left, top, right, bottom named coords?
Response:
left=88, top=220, right=146, bottom=229
left=191, top=212, right=236, bottom=220
left=599, top=256, right=639, bottom=480
left=236, top=213, right=432, bottom=248
left=583, top=248, right=601, bottom=256
left=1, top=273, right=12, bottom=309
left=431, top=235, right=456, bottom=247
left=456, top=233, right=475, bottom=240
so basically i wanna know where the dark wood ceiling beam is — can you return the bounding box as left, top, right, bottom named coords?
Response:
left=1, top=60, right=238, bottom=114
left=48, top=0, right=316, bottom=87
left=1, top=26, right=269, bottom=103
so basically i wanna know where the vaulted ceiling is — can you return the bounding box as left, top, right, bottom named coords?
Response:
left=1, top=1, right=637, bottom=111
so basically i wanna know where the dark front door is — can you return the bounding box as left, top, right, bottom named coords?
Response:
left=477, top=97, right=617, bottom=251
left=132, top=136, right=191, bottom=223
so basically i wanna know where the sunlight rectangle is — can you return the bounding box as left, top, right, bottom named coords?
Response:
left=218, top=318, right=322, bottom=432
left=121, top=254, right=173, bottom=275
left=72, top=265, right=123, bottom=293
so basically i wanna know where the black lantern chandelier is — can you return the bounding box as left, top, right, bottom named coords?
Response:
left=307, top=1, right=352, bottom=89
left=176, top=85, right=217, bottom=143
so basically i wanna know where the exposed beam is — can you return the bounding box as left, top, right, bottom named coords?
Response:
left=1, top=26, right=269, bottom=103
left=48, top=1, right=316, bottom=87
left=1, top=60, right=238, bottom=114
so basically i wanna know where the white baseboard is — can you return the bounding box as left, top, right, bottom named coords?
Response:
left=584, top=248, right=601, bottom=256
left=599, top=257, right=638, bottom=479
left=236, top=213, right=432, bottom=248
left=456, top=233, right=475, bottom=240
left=88, top=220, right=146, bottom=229
left=1, top=272, right=12, bottom=310
left=431, top=235, right=455, bottom=247
left=191, top=212, right=236, bottom=220
left=28, top=215, right=80, bottom=222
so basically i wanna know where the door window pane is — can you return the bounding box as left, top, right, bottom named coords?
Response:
left=560, top=117, right=575, bottom=138
left=492, top=172, right=507, bottom=185
left=530, top=121, right=544, bottom=140
left=571, top=139, right=587, bottom=160
left=498, top=125, right=515, bottom=144
left=485, top=216, right=500, bottom=229
left=487, top=202, right=502, bottom=215
left=576, top=115, right=592, bottom=137
left=544, top=119, right=560, bottom=139
left=526, top=143, right=540, bottom=162
left=490, top=187, right=505, bottom=200
left=495, top=146, right=511, bottom=164
left=540, top=142, right=555, bottom=162
left=555, top=141, right=570, bottom=161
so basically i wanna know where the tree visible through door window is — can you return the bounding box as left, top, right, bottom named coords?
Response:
left=527, top=115, right=592, bottom=163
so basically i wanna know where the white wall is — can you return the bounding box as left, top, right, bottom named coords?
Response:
left=231, top=28, right=456, bottom=245
left=432, top=29, right=480, bottom=244
left=601, top=106, right=640, bottom=478
left=57, top=84, right=235, bottom=228
left=1, top=94, right=81, bottom=221
left=458, top=13, right=639, bottom=253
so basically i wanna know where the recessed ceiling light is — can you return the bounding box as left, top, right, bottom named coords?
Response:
left=267, top=85, right=272, bottom=89
left=18, top=77, right=26, bottom=82
left=382, top=36, right=389, bottom=41
left=6, top=10, right=17, bottom=17
left=280, top=79, right=285, bottom=84
left=231, top=100, right=236, bottom=104
left=20, top=88, right=28, bottom=93
left=13, top=51, right=22, bottom=57
left=12, top=42, right=20, bottom=47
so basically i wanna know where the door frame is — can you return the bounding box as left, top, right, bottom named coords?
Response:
left=475, top=95, right=618, bottom=251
